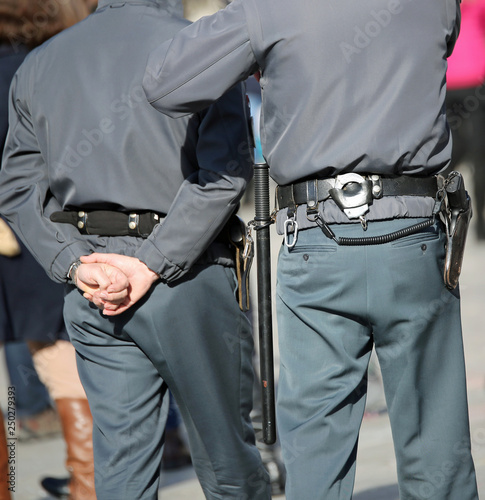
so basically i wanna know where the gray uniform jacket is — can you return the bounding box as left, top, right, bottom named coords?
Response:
left=0, top=0, right=252, bottom=283
left=143, top=0, right=461, bottom=187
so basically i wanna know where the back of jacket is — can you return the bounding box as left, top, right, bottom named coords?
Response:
left=0, top=0, right=252, bottom=283
left=145, top=0, right=461, bottom=186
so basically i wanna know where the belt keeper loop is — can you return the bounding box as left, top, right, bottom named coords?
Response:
left=76, top=211, right=88, bottom=234
left=306, top=179, right=318, bottom=217
left=370, top=174, right=383, bottom=199
left=128, top=213, right=139, bottom=235
left=287, top=186, right=296, bottom=219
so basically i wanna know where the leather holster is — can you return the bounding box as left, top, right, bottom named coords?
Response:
left=442, top=172, right=472, bottom=290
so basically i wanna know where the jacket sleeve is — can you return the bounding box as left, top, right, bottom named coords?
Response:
left=0, top=64, right=93, bottom=282
left=446, top=0, right=461, bottom=57
left=135, top=83, right=253, bottom=282
left=143, top=0, right=260, bottom=118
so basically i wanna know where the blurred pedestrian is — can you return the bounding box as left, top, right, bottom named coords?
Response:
left=0, top=1, right=97, bottom=498
left=4, top=342, right=59, bottom=441
left=142, top=0, right=479, bottom=498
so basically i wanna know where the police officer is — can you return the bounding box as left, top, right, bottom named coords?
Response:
left=139, top=0, right=479, bottom=499
left=0, top=1, right=271, bottom=499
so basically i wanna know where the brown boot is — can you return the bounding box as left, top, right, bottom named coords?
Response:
left=0, top=412, right=12, bottom=500
left=56, top=399, right=96, bottom=500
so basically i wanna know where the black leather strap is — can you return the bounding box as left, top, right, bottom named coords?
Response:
left=276, top=175, right=438, bottom=209
left=50, top=210, right=164, bottom=237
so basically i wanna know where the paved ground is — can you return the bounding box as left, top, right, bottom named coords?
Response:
left=2, top=188, right=484, bottom=500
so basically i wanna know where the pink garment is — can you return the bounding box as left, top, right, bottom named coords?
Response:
left=447, top=0, right=485, bottom=89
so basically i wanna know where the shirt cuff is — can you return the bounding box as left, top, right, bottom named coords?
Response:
left=50, top=241, right=93, bottom=283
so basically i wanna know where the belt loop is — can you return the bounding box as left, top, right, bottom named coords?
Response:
left=76, top=211, right=88, bottom=234
left=306, top=179, right=319, bottom=222
left=284, top=186, right=298, bottom=249
left=286, top=185, right=296, bottom=219
left=128, top=213, right=139, bottom=236
left=370, top=174, right=383, bottom=199
left=306, top=179, right=318, bottom=211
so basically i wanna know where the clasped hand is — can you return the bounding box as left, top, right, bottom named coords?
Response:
left=73, top=254, right=159, bottom=316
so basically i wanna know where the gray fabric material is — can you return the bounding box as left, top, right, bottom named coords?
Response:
left=276, top=221, right=478, bottom=500
left=0, top=0, right=252, bottom=283
left=143, top=0, right=460, bottom=186
left=65, top=264, right=270, bottom=500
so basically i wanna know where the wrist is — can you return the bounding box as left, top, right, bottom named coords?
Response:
left=67, top=259, right=82, bottom=285
left=149, top=269, right=161, bottom=283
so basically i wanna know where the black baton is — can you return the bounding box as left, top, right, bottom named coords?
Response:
left=254, top=162, right=276, bottom=445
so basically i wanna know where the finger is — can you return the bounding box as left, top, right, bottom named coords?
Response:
left=81, top=253, right=124, bottom=269
left=93, top=272, right=112, bottom=290
left=102, top=299, right=133, bottom=316
left=77, top=264, right=112, bottom=291
left=80, top=253, right=110, bottom=263
left=78, top=283, right=99, bottom=295
left=98, top=290, right=128, bottom=305
left=102, top=306, right=128, bottom=316
left=90, top=295, right=108, bottom=310
left=104, top=271, right=130, bottom=292
left=102, top=302, right=120, bottom=311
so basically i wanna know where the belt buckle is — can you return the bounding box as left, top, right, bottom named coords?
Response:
left=330, top=173, right=373, bottom=219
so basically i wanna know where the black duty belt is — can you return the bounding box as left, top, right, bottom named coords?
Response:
left=50, top=210, right=164, bottom=238
left=276, top=174, right=438, bottom=210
